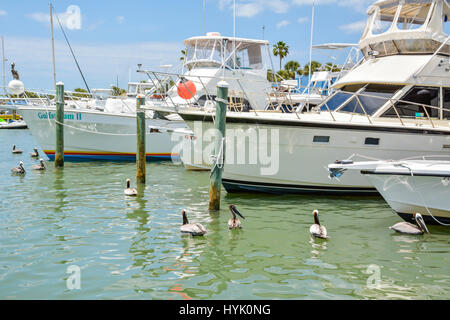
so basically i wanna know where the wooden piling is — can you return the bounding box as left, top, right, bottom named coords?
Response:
left=54, top=81, right=64, bottom=167
left=136, top=94, right=146, bottom=184
left=209, top=80, right=229, bottom=211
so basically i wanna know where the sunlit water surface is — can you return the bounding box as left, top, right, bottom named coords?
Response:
left=1, top=130, right=449, bottom=299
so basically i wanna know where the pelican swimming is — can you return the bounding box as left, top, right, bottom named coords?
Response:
left=310, top=210, right=328, bottom=239
left=32, top=159, right=45, bottom=171
left=124, top=178, right=137, bottom=196
left=30, top=147, right=39, bottom=158
left=11, top=161, right=25, bottom=174
left=12, top=145, right=23, bottom=154
left=389, top=213, right=430, bottom=235
left=228, top=204, right=245, bottom=229
left=180, top=210, right=207, bottom=236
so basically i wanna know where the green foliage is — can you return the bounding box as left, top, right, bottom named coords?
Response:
left=72, top=88, right=90, bottom=98
left=273, top=41, right=289, bottom=71
left=301, top=61, right=322, bottom=76
left=111, top=86, right=126, bottom=96
left=180, top=49, right=187, bottom=61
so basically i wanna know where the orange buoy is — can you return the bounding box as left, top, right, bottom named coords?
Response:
left=177, top=77, right=196, bottom=100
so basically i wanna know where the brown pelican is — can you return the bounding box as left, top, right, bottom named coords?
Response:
left=228, top=204, right=245, bottom=229
left=11, top=161, right=25, bottom=174
left=180, top=210, right=207, bottom=236
left=310, top=210, right=328, bottom=239
left=32, top=159, right=45, bottom=170
left=12, top=145, right=23, bottom=154
left=124, top=178, right=137, bottom=196
left=30, top=147, right=39, bottom=158
left=389, top=213, right=430, bottom=235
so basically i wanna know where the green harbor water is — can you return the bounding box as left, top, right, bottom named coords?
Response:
left=1, top=129, right=449, bottom=300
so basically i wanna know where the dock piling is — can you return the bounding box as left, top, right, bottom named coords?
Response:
left=136, top=94, right=146, bottom=184
left=54, top=81, right=64, bottom=167
left=209, top=80, right=229, bottom=211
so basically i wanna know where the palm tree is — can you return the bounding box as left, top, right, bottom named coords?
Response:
left=180, top=49, right=187, bottom=61
left=273, top=41, right=289, bottom=71
left=284, top=60, right=301, bottom=79
left=302, top=60, right=322, bottom=76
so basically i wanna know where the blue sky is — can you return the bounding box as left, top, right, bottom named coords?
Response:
left=0, top=0, right=374, bottom=91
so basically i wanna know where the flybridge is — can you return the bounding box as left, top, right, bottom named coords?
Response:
left=359, top=0, right=450, bottom=58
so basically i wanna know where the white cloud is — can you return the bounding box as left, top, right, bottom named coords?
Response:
left=339, top=20, right=367, bottom=34
left=4, top=36, right=182, bottom=91
left=26, top=5, right=82, bottom=30
left=116, top=16, right=125, bottom=24
left=297, top=16, right=308, bottom=24
left=292, top=0, right=373, bottom=13
left=276, top=20, right=291, bottom=29
left=219, top=0, right=289, bottom=18
left=0, top=10, right=7, bottom=16
left=236, top=3, right=263, bottom=17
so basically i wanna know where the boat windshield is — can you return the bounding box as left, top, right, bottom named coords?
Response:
left=321, top=84, right=402, bottom=115
left=185, top=39, right=223, bottom=67
left=185, top=38, right=266, bottom=70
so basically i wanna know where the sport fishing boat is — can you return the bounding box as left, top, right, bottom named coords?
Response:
left=328, top=158, right=450, bottom=225
left=145, top=32, right=273, bottom=170
left=176, top=0, right=450, bottom=194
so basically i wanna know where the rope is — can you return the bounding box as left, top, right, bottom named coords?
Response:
left=399, top=163, right=450, bottom=226
left=210, top=137, right=225, bottom=177
left=53, top=119, right=137, bottom=136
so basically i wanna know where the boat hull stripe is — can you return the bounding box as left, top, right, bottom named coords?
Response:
left=222, top=178, right=377, bottom=195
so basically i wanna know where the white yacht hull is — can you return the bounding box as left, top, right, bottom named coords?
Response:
left=18, top=106, right=186, bottom=161
left=363, top=172, right=450, bottom=224
left=179, top=112, right=450, bottom=195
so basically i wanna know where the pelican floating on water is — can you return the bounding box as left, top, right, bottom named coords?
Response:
left=11, top=161, right=25, bottom=174
left=389, top=213, right=430, bottom=235
left=124, top=179, right=137, bottom=196
left=310, top=210, right=328, bottom=239
left=30, top=147, right=39, bottom=158
left=12, top=145, right=23, bottom=154
left=180, top=210, right=207, bottom=236
left=32, top=159, right=45, bottom=171
left=228, top=204, right=245, bottom=229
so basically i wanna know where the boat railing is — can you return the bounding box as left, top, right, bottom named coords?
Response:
left=139, top=69, right=274, bottom=113
left=317, top=86, right=448, bottom=129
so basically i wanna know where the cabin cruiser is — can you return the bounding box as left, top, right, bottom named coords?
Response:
left=328, top=158, right=450, bottom=225
left=145, top=32, right=273, bottom=169
left=176, top=0, right=450, bottom=194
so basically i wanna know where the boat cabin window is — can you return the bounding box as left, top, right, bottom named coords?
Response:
left=319, top=84, right=364, bottom=111
left=382, top=86, right=439, bottom=118
left=185, top=39, right=223, bottom=68
left=442, top=88, right=450, bottom=119
left=336, top=84, right=402, bottom=115
left=225, top=42, right=264, bottom=70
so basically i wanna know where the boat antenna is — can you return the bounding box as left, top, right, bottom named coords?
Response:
left=203, top=0, right=206, bottom=35
left=308, top=0, right=315, bottom=85
left=233, top=0, right=236, bottom=69
left=1, top=36, right=6, bottom=95
left=50, top=3, right=57, bottom=92
left=262, top=25, right=265, bottom=40
left=53, top=4, right=91, bottom=93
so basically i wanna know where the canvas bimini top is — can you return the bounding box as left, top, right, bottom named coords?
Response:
left=359, top=0, right=450, bottom=58
left=183, top=32, right=269, bottom=70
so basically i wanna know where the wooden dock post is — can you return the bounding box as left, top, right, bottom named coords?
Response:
left=54, top=81, right=64, bottom=167
left=209, top=80, right=229, bottom=211
left=136, top=94, right=146, bottom=184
